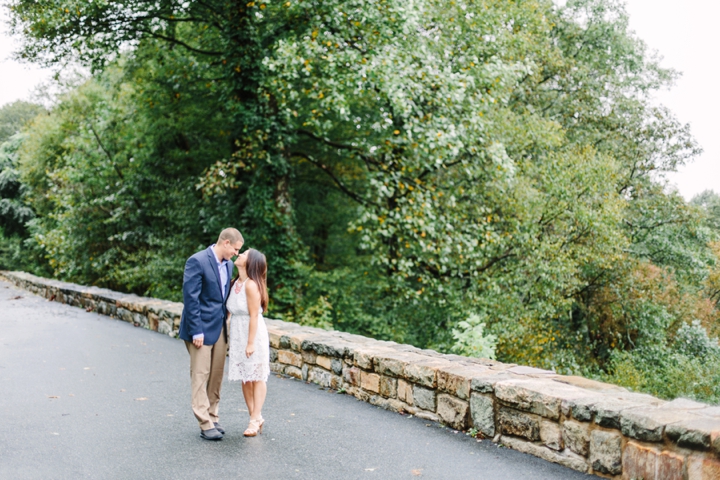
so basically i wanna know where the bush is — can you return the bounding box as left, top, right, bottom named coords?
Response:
left=601, top=329, right=720, bottom=404
left=673, top=320, right=720, bottom=358
left=451, top=314, right=498, bottom=360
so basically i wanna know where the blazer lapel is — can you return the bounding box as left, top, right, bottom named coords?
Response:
left=206, top=247, right=223, bottom=296
left=224, top=262, right=233, bottom=299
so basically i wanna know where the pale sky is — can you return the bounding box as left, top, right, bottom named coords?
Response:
left=0, top=1, right=718, bottom=200
left=623, top=0, right=720, bottom=200
left=0, top=8, right=54, bottom=105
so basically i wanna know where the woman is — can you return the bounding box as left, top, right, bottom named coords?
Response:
left=226, top=248, right=270, bottom=436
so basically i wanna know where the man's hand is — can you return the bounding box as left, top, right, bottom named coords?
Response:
left=193, top=336, right=204, bottom=348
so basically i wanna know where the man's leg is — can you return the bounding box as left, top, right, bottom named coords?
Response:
left=185, top=341, right=215, bottom=431
left=207, top=332, right=227, bottom=424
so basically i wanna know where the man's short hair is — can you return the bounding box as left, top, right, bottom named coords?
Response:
left=218, top=228, right=244, bottom=245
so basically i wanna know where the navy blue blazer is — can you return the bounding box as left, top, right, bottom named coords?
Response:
left=179, top=246, right=233, bottom=345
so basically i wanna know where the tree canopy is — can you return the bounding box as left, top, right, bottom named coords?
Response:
left=5, top=0, right=720, bottom=402
left=0, top=100, right=45, bottom=144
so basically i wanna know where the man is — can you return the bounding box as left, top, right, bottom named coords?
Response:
left=179, top=228, right=244, bottom=440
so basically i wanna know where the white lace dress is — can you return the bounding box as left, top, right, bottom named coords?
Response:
left=227, top=280, right=270, bottom=383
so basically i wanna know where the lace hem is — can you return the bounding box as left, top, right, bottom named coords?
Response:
left=228, top=362, right=270, bottom=383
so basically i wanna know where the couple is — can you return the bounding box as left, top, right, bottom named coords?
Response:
left=178, top=228, right=270, bottom=441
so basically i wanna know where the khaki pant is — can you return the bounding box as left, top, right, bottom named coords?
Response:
left=185, top=331, right=227, bottom=431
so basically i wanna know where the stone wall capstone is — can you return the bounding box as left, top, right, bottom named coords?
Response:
left=3, top=270, right=720, bottom=479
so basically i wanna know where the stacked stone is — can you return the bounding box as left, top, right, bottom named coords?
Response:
left=266, top=328, right=720, bottom=479
left=1, top=271, right=182, bottom=336
left=4, top=269, right=720, bottom=479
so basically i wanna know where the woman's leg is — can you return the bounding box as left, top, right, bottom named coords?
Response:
left=241, top=381, right=255, bottom=417
left=243, top=381, right=265, bottom=436
left=250, top=381, right=267, bottom=420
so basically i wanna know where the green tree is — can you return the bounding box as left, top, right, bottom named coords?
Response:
left=0, top=134, right=44, bottom=270
left=0, top=100, right=45, bottom=144
left=0, top=135, right=33, bottom=237
left=691, top=190, right=720, bottom=231
left=10, top=0, right=720, bottom=404
left=16, top=55, right=235, bottom=300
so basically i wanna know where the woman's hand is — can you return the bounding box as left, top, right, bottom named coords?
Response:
left=246, top=343, right=255, bottom=358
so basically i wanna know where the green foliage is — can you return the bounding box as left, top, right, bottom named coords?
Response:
left=0, top=135, right=34, bottom=237
left=691, top=190, right=720, bottom=231
left=7, top=0, right=720, bottom=403
left=452, top=314, right=498, bottom=360
left=603, top=341, right=720, bottom=404
left=0, top=134, right=48, bottom=273
left=15, top=58, right=236, bottom=300
left=674, top=320, right=720, bottom=358
left=0, top=101, right=45, bottom=144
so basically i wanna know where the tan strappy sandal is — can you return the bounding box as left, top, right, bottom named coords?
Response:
left=243, top=418, right=264, bottom=437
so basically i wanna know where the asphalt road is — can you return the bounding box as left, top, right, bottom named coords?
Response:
left=0, top=279, right=598, bottom=479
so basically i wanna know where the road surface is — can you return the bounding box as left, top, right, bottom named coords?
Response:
left=0, top=279, right=598, bottom=479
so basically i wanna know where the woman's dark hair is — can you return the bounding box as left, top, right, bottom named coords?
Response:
left=246, top=249, right=268, bottom=310
left=229, top=248, right=268, bottom=311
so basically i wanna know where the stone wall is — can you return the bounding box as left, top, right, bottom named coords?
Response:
left=3, top=270, right=720, bottom=479
left=1, top=271, right=184, bottom=336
